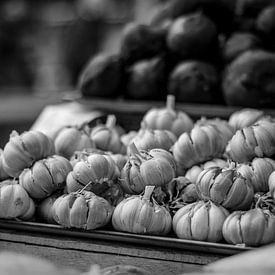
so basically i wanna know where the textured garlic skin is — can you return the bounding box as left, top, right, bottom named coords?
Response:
left=226, top=120, right=275, bottom=163
left=129, top=129, right=177, bottom=153
left=2, top=130, right=55, bottom=178
left=196, top=166, right=254, bottom=211
left=269, top=171, right=275, bottom=200
left=19, top=155, right=72, bottom=199
left=173, top=200, right=229, bottom=242
left=70, top=149, right=127, bottom=171
left=153, top=176, right=199, bottom=215
left=185, top=158, right=228, bottom=184
left=90, top=125, right=126, bottom=154
left=119, top=148, right=176, bottom=194
left=52, top=191, right=113, bottom=230
left=112, top=188, right=172, bottom=236
left=0, top=149, right=9, bottom=181
left=237, top=158, right=275, bottom=193
left=195, top=117, right=234, bottom=145
left=54, top=127, right=94, bottom=159
left=141, top=108, right=193, bottom=137
left=37, top=191, right=62, bottom=224
left=19, top=197, right=36, bottom=221
left=222, top=208, right=275, bottom=246
left=0, top=180, right=33, bottom=219
left=228, top=108, right=264, bottom=131
left=172, top=124, right=227, bottom=174
left=66, top=153, right=120, bottom=194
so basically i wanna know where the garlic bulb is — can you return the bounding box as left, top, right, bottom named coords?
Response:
left=90, top=115, right=126, bottom=154
left=228, top=108, right=265, bottom=131
left=0, top=179, right=33, bottom=219
left=128, top=129, right=177, bottom=154
left=37, top=191, right=62, bottom=224
left=172, top=124, right=227, bottom=174
left=222, top=208, right=275, bottom=246
left=112, top=186, right=172, bottom=236
left=119, top=143, right=176, bottom=194
left=185, top=158, right=228, bottom=183
left=2, top=130, right=55, bottom=178
left=141, top=95, right=193, bottom=137
left=269, top=171, right=275, bottom=199
left=237, top=158, right=275, bottom=193
left=196, top=166, right=254, bottom=211
left=53, top=190, right=113, bottom=230
left=54, top=126, right=95, bottom=159
left=66, top=153, right=120, bottom=194
left=0, top=149, right=9, bottom=181
left=19, top=155, right=72, bottom=199
left=226, top=120, right=275, bottom=163
left=70, top=149, right=127, bottom=171
left=173, top=200, right=229, bottom=242
left=153, top=176, right=199, bottom=214
left=195, top=117, right=234, bottom=145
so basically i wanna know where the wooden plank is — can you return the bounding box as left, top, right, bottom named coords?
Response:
left=0, top=240, right=202, bottom=274
left=0, top=230, right=222, bottom=265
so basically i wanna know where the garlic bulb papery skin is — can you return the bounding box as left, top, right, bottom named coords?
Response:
left=185, top=158, right=228, bottom=184
left=222, top=208, right=275, bottom=247
left=2, top=130, right=55, bottom=178
left=19, top=155, right=72, bottom=199
left=52, top=191, right=113, bottom=230
left=0, top=179, right=33, bottom=219
left=37, top=191, right=62, bottom=224
left=140, top=95, right=193, bottom=137
left=54, top=126, right=95, bottom=159
left=226, top=120, right=275, bottom=163
left=173, top=200, right=229, bottom=242
left=90, top=115, right=126, bottom=154
left=196, top=166, right=254, bottom=211
left=128, top=129, right=177, bottom=154
left=195, top=117, right=234, bottom=145
left=0, top=149, right=9, bottom=181
left=119, top=144, right=176, bottom=194
left=112, top=186, right=172, bottom=236
left=19, top=197, right=36, bottom=221
left=237, top=158, right=275, bottom=193
left=172, top=124, right=226, bottom=174
left=70, top=149, right=127, bottom=172
left=66, top=153, right=120, bottom=194
left=269, top=171, right=275, bottom=200
left=228, top=108, right=265, bottom=131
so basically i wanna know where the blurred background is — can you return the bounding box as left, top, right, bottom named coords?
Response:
left=0, top=0, right=159, bottom=94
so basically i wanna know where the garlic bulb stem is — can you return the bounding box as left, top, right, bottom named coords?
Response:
left=166, top=95, right=175, bottom=110
left=129, top=142, right=141, bottom=157
left=143, top=185, right=155, bottom=200
left=106, top=115, right=117, bottom=129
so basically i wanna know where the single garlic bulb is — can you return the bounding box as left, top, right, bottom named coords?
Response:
left=66, top=153, right=120, bottom=194
left=52, top=190, right=113, bottom=230
left=112, top=186, right=172, bottom=236
left=196, top=166, right=254, bottom=211
left=119, top=143, right=176, bottom=194
left=228, top=108, right=265, bottom=131
left=173, top=200, right=229, bottom=242
left=2, top=130, right=55, bottom=178
left=54, top=126, right=95, bottom=159
left=90, top=115, right=126, bottom=154
left=19, top=155, right=72, bottom=199
left=172, top=124, right=227, bottom=174
left=226, top=120, right=275, bottom=163
left=141, top=95, right=193, bottom=137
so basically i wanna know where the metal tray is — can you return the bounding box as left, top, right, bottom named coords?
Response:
left=0, top=219, right=252, bottom=256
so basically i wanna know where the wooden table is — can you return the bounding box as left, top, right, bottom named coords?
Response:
left=0, top=221, right=251, bottom=275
